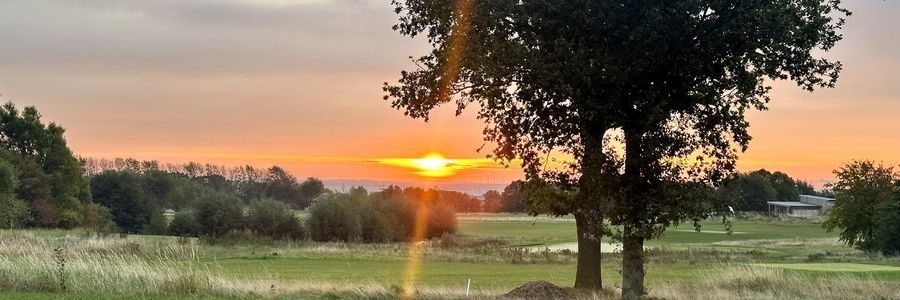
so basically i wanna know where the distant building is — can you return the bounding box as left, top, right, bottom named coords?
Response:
left=767, top=194, right=836, bottom=217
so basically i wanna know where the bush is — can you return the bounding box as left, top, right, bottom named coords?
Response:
left=168, top=210, right=200, bottom=237
left=356, top=198, right=388, bottom=243
left=371, top=196, right=415, bottom=242
left=54, top=208, right=83, bottom=229
left=246, top=198, right=307, bottom=240
left=143, top=208, right=168, bottom=235
left=426, top=202, right=457, bottom=238
left=0, top=195, right=29, bottom=228
left=307, top=194, right=362, bottom=242
left=306, top=191, right=457, bottom=243
left=193, top=192, right=244, bottom=237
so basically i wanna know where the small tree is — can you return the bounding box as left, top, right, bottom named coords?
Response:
left=426, top=202, right=457, bottom=238
left=372, top=194, right=416, bottom=241
left=90, top=171, right=153, bottom=233
left=246, top=198, right=307, bottom=240
left=825, top=161, right=897, bottom=252
left=307, top=194, right=362, bottom=242
left=299, top=177, right=326, bottom=206
left=719, top=172, right=777, bottom=212
left=482, top=190, right=502, bottom=213
left=194, top=192, right=245, bottom=237
left=168, top=210, right=200, bottom=237
left=500, top=181, right=527, bottom=213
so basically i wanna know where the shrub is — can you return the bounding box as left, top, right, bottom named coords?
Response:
left=143, top=208, right=168, bottom=235
left=0, top=195, right=29, bottom=228
left=426, top=202, right=457, bottom=238
left=193, top=192, right=244, bottom=237
left=246, top=198, right=307, bottom=240
left=356, top=198, right=389, bottom=243
left=307, top=194, right=362, bottom=242
left=372, top=196, right=415, bottom=242
left=168, top=210, right=200, bottom=237
left=30, top=199, right=56, bottom=227
left=306, top=191, right=457, bottom=243
left=54, top=208, right=82, bottom=229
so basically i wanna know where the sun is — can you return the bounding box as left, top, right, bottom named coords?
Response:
left=409, top=154, right=455, bottom=177
left=411, top=154, right=453, bottom=171
left=374, top=153, right=498, bottom=179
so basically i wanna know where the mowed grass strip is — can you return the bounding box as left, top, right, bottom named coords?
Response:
left=458, top=217, right=839, bottom=247
left=204, top=253, right=710, bottom=289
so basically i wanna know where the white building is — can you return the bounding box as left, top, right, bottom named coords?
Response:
left=767, top=194, right=836, bottom=217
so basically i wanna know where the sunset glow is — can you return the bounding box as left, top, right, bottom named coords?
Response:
left=0, top=2, right=894, bottom=188
left=377, top=153, right=498, bottom=178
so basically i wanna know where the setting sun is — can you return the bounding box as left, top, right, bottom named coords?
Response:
left=410, top=154, right=454, bottom=177
left=375, top=153, right=500, bottom=178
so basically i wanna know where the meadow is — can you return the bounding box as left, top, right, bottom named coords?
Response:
left=1, top=214, right=900, bottom=299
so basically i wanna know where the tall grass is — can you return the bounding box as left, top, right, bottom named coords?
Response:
left=654, top=264, right=900, bottom=299
left=0, top=231, right=229, bottom=295
left=0, top=231, right=507, bottom=298
left=2, top=230, right=899, bottom=299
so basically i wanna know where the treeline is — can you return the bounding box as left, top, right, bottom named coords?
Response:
left=85, top=158, right=326, bottom=209
left=161, top=185, right=458, bottom=242
left=86, top=159, right=326, bottom=234
left=718, top=169, right=830, bottom=212
left=0, top=102, right=510, bottom=240
left=483, top=180, right=527, bottom=213
left=84, top=164, right=463, bottom=241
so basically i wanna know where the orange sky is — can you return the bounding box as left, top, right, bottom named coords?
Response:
left=0, top=1, right=897, bottom=188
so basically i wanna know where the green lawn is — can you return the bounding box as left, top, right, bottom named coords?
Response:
left=204, top=253, right=721, bottom=289
left=4, top=214, right=900, bottom=299
left=457, top=215, right=836, bottom=245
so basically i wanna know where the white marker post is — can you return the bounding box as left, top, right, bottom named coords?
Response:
left=466, top=278, right=471, bottom=298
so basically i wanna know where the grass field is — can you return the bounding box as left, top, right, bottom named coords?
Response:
left=2, top=214, right=900, bottom=299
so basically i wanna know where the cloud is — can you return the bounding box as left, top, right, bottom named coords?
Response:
left=0, top=0, right=424, bottom=76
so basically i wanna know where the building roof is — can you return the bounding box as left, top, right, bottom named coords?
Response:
left=800, top=194, right=835, bottom=201
left=767, top=201, right=820, bottom=207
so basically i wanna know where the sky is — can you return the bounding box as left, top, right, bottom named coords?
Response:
left=0, top=0, right=897, bottom=188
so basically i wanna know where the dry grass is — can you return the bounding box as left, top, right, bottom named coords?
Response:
left=3, top=230, right=899, bottom=299
left=653, top=264, right=900, bottom=300
left=0, top=231, right=514, bottom=299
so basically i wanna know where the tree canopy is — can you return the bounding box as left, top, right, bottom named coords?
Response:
left=719, top=169, right=815, bottom=212
left=824, top=161, right=899, bottom=253
left=385, top=0, right=849, bottom=295
left=0, top=102, right=91, bottom=228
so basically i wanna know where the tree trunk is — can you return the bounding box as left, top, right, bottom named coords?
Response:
left=621, top=128, right=647, bottom=299
left=573, top=128, right=607, bottom=290
left=574, top=212, right=603, bottom=290
left=621, top=229, right=646, bottom=299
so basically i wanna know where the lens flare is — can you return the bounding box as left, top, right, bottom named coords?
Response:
left=400, top=0, right=475, bottom=298
left=401, top=192, right=433, bottom=299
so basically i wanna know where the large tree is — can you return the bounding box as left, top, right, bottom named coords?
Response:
left=824, top=161, right=897, bottom=252
left=0, top=102, right=91, bottom=227
left=385, top=0, right=849, bottom=296
left=91, top=171, right=155, bottom=233
left=719, top=171, right=777, bottom=212
left=0, top=159, right=28, bottom=228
